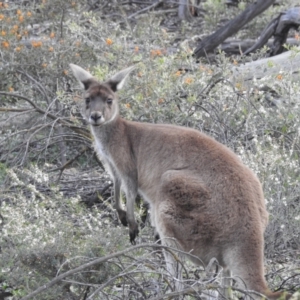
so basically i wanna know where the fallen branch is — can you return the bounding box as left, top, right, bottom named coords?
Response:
left=220, top=37, right=300, bottom=55
left=232, top=47, right=300, bottom=81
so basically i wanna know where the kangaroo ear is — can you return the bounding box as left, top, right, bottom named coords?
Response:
left=107, top=66, right=136, bottom=92
left=69, top=64, right=94, bottom=90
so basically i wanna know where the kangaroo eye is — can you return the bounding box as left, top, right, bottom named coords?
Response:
left=85, top=97, right=91, bottom=105
left=107, top=98, right=113, bottom=105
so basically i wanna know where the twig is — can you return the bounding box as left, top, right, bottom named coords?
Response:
left=49, top=146, right=88, bottom=173
left=47, top=146, right=89, bottom=183
left=17, top=70, right=51, bottom=104
left=274, top=273, right=300, bottom=292
left=148, top=284, right=267, bottom=300
left=0, top=92, right=41, bottom=110
left=100, top=182, right=113, bottom=196
left=87, top=269, right=169, bottom=299
left=21, top=121, right=55, bottom=165
left=60, top=8, right=65, bottom=39
left=0, top=107, right=33, bottom=112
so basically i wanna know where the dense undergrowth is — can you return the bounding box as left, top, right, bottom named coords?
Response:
left=0, top=0, right=299, bottom=299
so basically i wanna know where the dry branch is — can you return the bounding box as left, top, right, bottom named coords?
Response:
left=0, top=91, right=91, bottom=140
left=0, top=107, right=33, bottom=113
left=127, top=0, right=162, bottom=19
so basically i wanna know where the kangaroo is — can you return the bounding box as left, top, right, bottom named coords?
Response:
left=70, top=64, right=290, bottom=299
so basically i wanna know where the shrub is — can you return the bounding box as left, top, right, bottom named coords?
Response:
left=0, top=0, right=299, bottom=298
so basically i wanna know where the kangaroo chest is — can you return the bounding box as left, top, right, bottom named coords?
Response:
left=94, top=137, right=108, bottom=159
left=93, top=134, right=121, bottom=181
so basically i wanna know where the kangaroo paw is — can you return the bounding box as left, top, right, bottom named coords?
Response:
left=117, top=209, right=128, bottom=227
left=129, top=222, right=139, bottom=245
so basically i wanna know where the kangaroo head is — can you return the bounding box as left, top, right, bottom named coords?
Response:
left=69, top=64, right=135, bottom=126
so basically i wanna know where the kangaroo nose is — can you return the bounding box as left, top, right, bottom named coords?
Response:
left=90, top=112, right=101, bottom=122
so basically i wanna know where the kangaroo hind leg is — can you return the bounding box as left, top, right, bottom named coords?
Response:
left=160, top=170, right=211, bottom=214
left=155, top=170, right=212, bottom=293
left=157, top=170, right=213, bottom=247
left=224, top=243, right=270, bottom=300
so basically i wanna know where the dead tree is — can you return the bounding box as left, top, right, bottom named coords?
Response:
left=193, top=0, right=276, bottom=58
left=244, top=7, right=300, bottom=56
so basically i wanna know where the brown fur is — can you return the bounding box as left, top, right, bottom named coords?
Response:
left=70, top=64, right=290, bottom=299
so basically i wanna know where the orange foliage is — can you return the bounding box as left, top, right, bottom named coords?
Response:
left=150, top=49, right=163, bottom=58
left=106, top=38, right=113, bottom=45
left=175, top=70, right=182, bottom=77
left=1, top=40, right=9, bottom=48
left=31, top=40, right=43, bottom=48
left=184, top=77, right=193, bottom=85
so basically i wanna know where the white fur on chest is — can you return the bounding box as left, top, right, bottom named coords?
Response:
left=94, top=137, right=107, bottom=159
left=92, top=133, right=116, bottom=179
left=91, top=127, right=109, bottom=159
